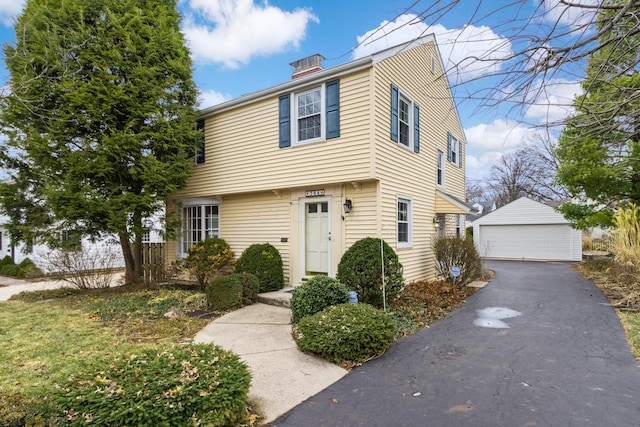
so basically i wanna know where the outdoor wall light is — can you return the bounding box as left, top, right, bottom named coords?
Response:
left=343, top=198, right=353, bottom=214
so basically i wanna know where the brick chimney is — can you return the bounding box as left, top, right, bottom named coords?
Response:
left=290, top=54, right=326, bottom=79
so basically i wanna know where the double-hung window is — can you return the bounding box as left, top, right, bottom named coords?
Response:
left=390, top=84, right=420, bottom=153
left=296, top=88, right=322, bottom=143
left=278, top=79, right=340, bottom=148
left=447, top=132, right=461, bottom=167
left=397, top=196, right=412, bottom=248
left=179, top=200, right=220, bottom=257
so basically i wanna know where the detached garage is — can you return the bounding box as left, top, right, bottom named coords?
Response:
left=472, top=197, right=582, bottom=262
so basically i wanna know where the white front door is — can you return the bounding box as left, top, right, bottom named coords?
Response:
left=303, top=199, right=330, bottom=276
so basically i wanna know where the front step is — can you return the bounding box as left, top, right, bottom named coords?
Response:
left=257, top=287, right=294, bottom=308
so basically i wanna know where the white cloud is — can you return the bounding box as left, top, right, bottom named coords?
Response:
left=525, top=78, right=582, bottom=123
left=465, top=119, right=535, bottom=153
left=198, top=89, right=231, bottom=108
left=541, top=0, right=599, bottom=28
left=183, top=0, right=318, bottom=68
left=0, top=0, right=24, bottom=26
left=464, top=119, right=541, bottom=181
left=352, top=14, right=512, bottom=82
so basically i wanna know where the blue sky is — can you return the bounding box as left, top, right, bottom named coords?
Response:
left=0, top=0, right=596, bottom=183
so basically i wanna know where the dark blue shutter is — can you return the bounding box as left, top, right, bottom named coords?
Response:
left=325, top=79, right=340, bottom=139
left=195, top=119, right=205, bottom=164
left=413, top=104, right=420, bottom=153
left=279, top=94, right=291, bottom=148
left=390, top=84, right=399, bottom=142
left=447, top=132, right=453, bottom=162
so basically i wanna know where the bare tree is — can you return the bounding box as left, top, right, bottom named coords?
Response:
left=485, top=152, right=538, bottom=207
left=370, top=1, right=640, bottom=127
left=465, top=180, right=486, bottom=204
left=518, top=133, right=573, bottom=201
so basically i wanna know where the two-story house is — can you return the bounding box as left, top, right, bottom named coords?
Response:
left=167, top=34, right=472, bottom=286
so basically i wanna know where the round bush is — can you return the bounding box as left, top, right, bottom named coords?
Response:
left=433, top=237, right=482, bottom=285
left=183, top=238, right=234, bottom=289
left=0, top=255, right=14, bottom=267
left=233, top=272, right=260, bottom=306
left=336, top=238, right=404, bottom=308
left=234, top=243, right=284, bottom=292
left=206, top=276, right=243, bottom=312
left=1, top=263, right=19, bottom=277
left=296, top=303, right=396, bottom=364
left=59, top=344, right=251, bottom=427
left=16, top=258, right=43, bottom=279
left=290, top=276, right=350, bottom=323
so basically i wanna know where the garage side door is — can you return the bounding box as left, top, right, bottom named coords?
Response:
left=478, top=224, right=573, bottom=261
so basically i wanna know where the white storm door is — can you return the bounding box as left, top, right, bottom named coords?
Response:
left=304, top=200, right=330, bottom=276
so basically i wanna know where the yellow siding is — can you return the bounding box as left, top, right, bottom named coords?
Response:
left=342, top=181, right=380, bottom=249
left=370, top=40, right=467, bottom=282
left=168, top=37, right=467, bottom=285
left=220, top=192, right=292, bottom=283
left=176, top=69, right=376, bottom=200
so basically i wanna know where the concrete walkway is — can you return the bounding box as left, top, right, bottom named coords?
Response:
left=0, top=276, right=73, bottom=300
left=194, top=302, right=348, bottom=424
left=1, top=276, right=347, bottom=423
left=273, top=261, right=640, bottom=426
left=0, top=274, right=125, bottom=301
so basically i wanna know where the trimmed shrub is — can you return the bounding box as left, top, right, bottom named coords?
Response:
left=233, top=272, right=260, bottom=306
left=0, top=255, right=14, bottom=267
left=433, top=236, right=482, bottom=285
left=234, top=243, right=284, bottom=292
left=290, top=276, right=350, bottom=323
left=1, top=264, right=19, bottom=277
left=296, top=303, right=396, bottom=364
left=336, top=237, right=404, bottom=308
left=59, top=344, right=251, bottom=427
left=16, top=258, right=44, bottom=279
left=206, top=276, right=243, bottom=312
left=183, top=238, right=234, bottom=289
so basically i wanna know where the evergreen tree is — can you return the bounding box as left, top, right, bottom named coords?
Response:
left=0, top=0, right=200, bottom=282
left=556, top=0, right=640, bottom=229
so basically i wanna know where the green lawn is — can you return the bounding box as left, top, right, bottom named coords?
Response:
left=0, top=284, right=211, bottom=424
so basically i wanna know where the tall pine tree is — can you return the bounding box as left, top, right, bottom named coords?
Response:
left=0, top=0, right=200, bottom=282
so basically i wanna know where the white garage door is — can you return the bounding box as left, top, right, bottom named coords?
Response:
left=478, top=224, right=574, bottom=261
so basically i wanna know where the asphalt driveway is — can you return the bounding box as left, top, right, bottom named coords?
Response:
left=272, top=261, right=640, bottom=426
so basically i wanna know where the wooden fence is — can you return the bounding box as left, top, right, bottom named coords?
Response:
left=142, top=243, right=165, bottom=285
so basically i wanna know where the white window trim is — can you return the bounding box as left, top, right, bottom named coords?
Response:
left=450, top=134, right=461, bottom=167
left=292, top=83, right=326, bottom=146
left=397, top=195, right=413, bottom=248
left=396, top=89, right=415, bottom=151
left=430, top=55, right=436, bottom=73
left=437, top=149, right=445, bottom=187
left=176, top=197, right=221, bottom=258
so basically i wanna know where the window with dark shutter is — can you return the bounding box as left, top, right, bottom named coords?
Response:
left=325, top=79, right=340, bottom=139
left=195, top=119, right=205, bottom=164
left=279, top=94, right=291, bottom=148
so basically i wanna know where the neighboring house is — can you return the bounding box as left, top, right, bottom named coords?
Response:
left=465, top=201, right=496, bottom=229
left=472, top=197, right=582, bottom=261
left=167, top=35, right=473, bottom=285
left=0, top=213, right=164, bottom=272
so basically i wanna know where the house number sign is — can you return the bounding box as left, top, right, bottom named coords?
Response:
left=305, top=189, right=325, bottom=197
